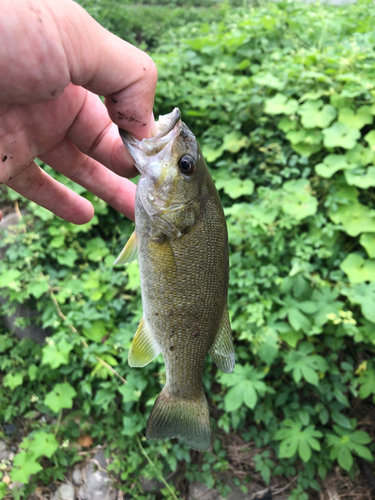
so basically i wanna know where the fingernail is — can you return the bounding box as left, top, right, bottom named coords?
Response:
left=149, top=111, right=157, bottom=137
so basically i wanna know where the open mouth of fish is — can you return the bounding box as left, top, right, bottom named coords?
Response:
left=119, top=108, right=182, bottom=174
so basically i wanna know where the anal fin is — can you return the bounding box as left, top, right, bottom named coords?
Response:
left=209, top=307, right=235, bottom=373
left=128, top=318, right=161, bottom=367
left=114, top=231, right=138, bottom=265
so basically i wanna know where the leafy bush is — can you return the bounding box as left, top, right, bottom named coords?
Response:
left=1, top=0, right=375, bottom=498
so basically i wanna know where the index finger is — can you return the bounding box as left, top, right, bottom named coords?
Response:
left=50, top=0, right=158, bottom=139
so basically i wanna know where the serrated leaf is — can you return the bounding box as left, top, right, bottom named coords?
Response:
left=44, top=382, right=77, bottom=413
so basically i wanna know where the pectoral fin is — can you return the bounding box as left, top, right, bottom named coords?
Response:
left=209, top=308, right=235, bottom=373
left=128, top=318, right=161, bottom=367
left=114, top=231, right=138, bottom=265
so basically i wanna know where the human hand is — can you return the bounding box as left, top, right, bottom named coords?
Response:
left=0, top=0, right=158, bottom=224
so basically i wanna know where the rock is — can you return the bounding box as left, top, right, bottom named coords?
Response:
left=72, top=468, right=82, bottom=486
left=51, top=484, right=75, bottom=500
left=8, top=452, right=14, bottom=461
left=188, top=482, right=220, bottom=500
left=0, top=211, right=49, bottom=344
left=141, top=477, right=164, bottom=493
left=0, top=440, right=8, bottom=460
left=78, top=450, right=113, bottom=500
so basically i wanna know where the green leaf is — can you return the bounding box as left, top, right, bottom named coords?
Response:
left=85, top=238, right=110, bottom=262
left=345, top=143, right=373, bottom=166
left=42, top=338, right=73, bottom=369
left=360, top=233, right=375, bottom=258
left=23, top=431, right=59, bottom=458
left=253, top=72, right=285, bottom=90
left=27, top=280, right=49, bottom=299
left=44, top=382, right=77, bottom=413
left=345, top=283, right=375, bottom=323
left=3, top=372, right=23, bottom=390
left=282, top=179, right=317, bottom=220
left=264, top=93, right=298, bottom=115
left=329, top=202, right=375, bottom=237
left=274, top=420, right=322, bottom=462
left=298, top=99, right=337, bottom=129
left=82, top=320, right=107, bottom=343
left=315, top=154, right=350, bottom=178
left=1, top=269, right=21, bottom=289
left=331, top=410, right=352, bottom=430
left=358, top=369, right=375, bottom=399
left=57, top=248, right=78, bottom=267
left=11, top=451, right=42, bottom=483
left=323, top=122, right=361, bottom=149
left=345, top=167, right=375, bottom=189
left=338, top=447, right=353, bottom=471
left=242, top=380, right=258, bottom=409
left=340, top=253, right=375, bottom=284
left=284, top=343, right=327, bottom=386
left=224, top=383, right=244, bottom=412
left=364, top=129, right=375, bottom=150
left=222, top=132, right=249, bottom=153
left=338, top=106, right=373, bottom=130
left=280, top=329, right=303, bottom=348
left=215, top=177, right=254, bottom=199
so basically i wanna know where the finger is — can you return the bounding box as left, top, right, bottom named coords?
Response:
left=65, top=89, right=138, bottom=178
left=39, top=138, right=136, bottom=220
left=49, top=1, right=158, bottom=139
left=5, top=161, right=94, bottom=224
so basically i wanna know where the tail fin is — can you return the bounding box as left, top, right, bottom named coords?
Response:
left=146, top=385, right=211, bottom=451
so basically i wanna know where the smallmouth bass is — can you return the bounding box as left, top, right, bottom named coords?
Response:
left=115, top=108, right=234, bottom=451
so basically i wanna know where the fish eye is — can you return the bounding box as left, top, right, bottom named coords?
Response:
left=178, top=155, right=196, bottom=176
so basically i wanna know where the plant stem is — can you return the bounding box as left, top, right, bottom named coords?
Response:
left=43, top=274, right=127, bottom=385
left=136, top=435, right=179, bottom=500
left=54, top=409, right=63, bottom=437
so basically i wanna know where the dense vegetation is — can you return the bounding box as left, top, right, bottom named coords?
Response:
left=1, top=0, right=375, bottom=498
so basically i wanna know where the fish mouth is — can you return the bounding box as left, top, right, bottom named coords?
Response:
left=119, top=108, right=182, bottom=172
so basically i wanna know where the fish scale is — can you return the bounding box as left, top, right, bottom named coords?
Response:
left=115, top=108, right=235, bottom=451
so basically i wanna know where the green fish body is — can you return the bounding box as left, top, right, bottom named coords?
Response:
left=115, top=109, right=234, bottom=451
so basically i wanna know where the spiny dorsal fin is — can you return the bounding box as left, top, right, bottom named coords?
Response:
left=128, top=318, right=161, bottom=367
left=209, top=307, right=235, bottom=373
left=114, top=231, right=138, bottom=265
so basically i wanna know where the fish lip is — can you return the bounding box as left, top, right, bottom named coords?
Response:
left=119, top=107, right=181, bottom=147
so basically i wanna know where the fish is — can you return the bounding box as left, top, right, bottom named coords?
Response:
left=114, top=108, right=235, bottom=451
